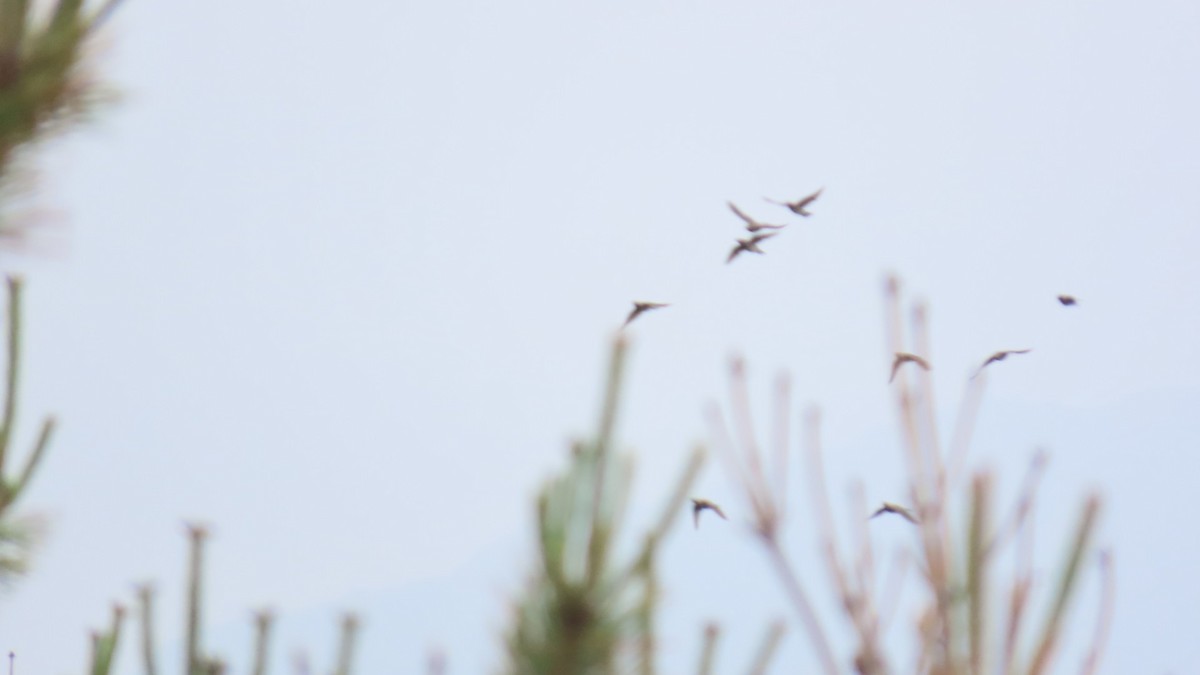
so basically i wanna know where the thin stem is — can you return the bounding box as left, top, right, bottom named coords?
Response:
left=706, top=402, right=771, bottom=532
left=803, top=408, right=856, bottom=624
left=586, top=337, right=627, bottom=582
left=763, top=542, right=839, bottom=675
left=1078, top=551, right=1114, bottom=675
left=2, top=416, right=53, bottom=509
left=986, top=451, right=1048, bottom=557
left=251, top=610, right=274, bottom=675
left=772, top=373, right=790, bottom=518
left=184, top=523, right=209, bottom=675
left=967, top=474, right=992, bottom=675
left=332, top=613, right=360, bottom=675
left=696, top=623, right=719, bottom=675
left=729, top=359, right=773, bottom=524
left=0, top=276, right=23, bottom=482
left=136, top=584, right=157, bottom=675
left=944, top=376, right=987, bottom=495
left=747, top=620, right=786, bottom=675
left=1027, top=495, right=1101, bottom=675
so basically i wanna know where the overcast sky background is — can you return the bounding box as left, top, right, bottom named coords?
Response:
left=2, top=1, right=1199, bottom=673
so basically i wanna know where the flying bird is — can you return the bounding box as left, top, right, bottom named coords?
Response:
left=726, top=232, right=777, bottom=263
left=728, top=201, right=787, bottom=233
left=1057, top=295, right=1077, bottom=306
left=691, top=498, right=727, bottom=529
left=972, top=349, right=1032, bottom=378
left=623, top=301, right=669, bottom=327
left=870, top=502, right=918, bottom=524
left=889, top=352, right=931, bottom=383
left=765, top=187, right=823, bottom=217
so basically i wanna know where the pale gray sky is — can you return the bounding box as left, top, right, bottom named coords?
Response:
left=2, top=1, right=1199, bottom=673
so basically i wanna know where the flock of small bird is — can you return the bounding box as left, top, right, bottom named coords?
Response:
left=613, top=188, right=1079, bottom=529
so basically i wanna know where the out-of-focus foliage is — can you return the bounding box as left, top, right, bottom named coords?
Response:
left=502, top=338, right=709, bottom=675
left=708, top=276, right=1112, bottom=675
left=0, top=0, right=118, bottom=244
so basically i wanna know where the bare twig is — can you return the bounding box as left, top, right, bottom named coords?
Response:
left=136, top=583, right=157, bottom=675
left=696, top=622, right=719, bottom=675
left=184, top=523, right=209, bottom=675
left=332, top=613, right=360, bottom=675
left=1078, top=550, right=1114, bottom=675
left=1027, top=495, right=1102, bottom=675
left=747, top=620, right=787, bottom=675
left=251, top=610, right=274, bottom=675
left=967, top=474, right=992, bottom=675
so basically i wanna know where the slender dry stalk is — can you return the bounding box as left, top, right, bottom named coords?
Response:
left=707, top=275, right=1110, bottom=675
left=943, top=377, right=987, bottom=494
left=848, top=482, right=877, bottom=634
left=876, top=547, right=911, bottom=636
left=747, top=620, right=787, bottom=675
left=1078, top=550, right=1114, bottom=675
left=426, top=649, right=447, bottom=675
left=251, top=610, right=274, bottom=675
left=966, top=474, right=992, bottom=675
left=695, top=623, right=719, bottom=675
left=136, top=583, right=158, bottom=675
left=332, top=613, right=360, bottom=675
left=710, top=362, right=839, bottom=675
left=761, top=542, right=840, bottom=675
left=184, top=523, right=209, bottom=675
left=804, top=407, right=850, bottom=601
left=986, top=452, right=1048, bottom=558
left=772, top=374, right=791, bottom=520
left=1027, top=495, right=1102, bottom=675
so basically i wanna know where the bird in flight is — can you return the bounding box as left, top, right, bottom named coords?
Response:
left=623, top=301, right=669, bottom=327
left=870, top=502, right=918, bottom=524
left=889, top=352, right=931, bottom=383
left=691, top=498, right=727, bottom=529
left=972, top=349, right=1032, bottom=378
left=726, top=232, right=777, bottom=263
left=765, top=187, right=823, bottom=217
left=728, top=201, right=787, bottom=233
left=1057, top=295, right=1078, bottom=306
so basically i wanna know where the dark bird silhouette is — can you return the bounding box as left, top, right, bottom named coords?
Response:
left=972, top=349, right=1032, bottom=378
left=726, top=232, right=777, bottom=263
left=870, top=502, right=918, bottom=524
left=1057, top=295, right=1077, bottom=306
left=889, top=352, right=931, bottom=383
left=691, top=498, right=727, bottom=529
left=765, top=187, right=823, bottom=217
left=623, top=301, right=669, bottom=327
left=728, top=201, right=787, bottom=233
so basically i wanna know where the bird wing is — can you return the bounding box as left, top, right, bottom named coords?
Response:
left=709, top=503, right=728, bottom=520
left=795, top=187, right=824, bottom=208
left=693, top=503, right=701, bottom=529
left=869, top=506, right=888, bottom=519
left=888, top=356, right=903, bottom=383
left=728, top=201, right=755, bottom=224
left=623, top=305, right=643, bottom=326
left=893, top=505, right=918, bottom=524
left=726, top=244, right=744, bottom=263
left=748, top=222, right=786, bottom=232
left=748, top=232, right=778, bottom=245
